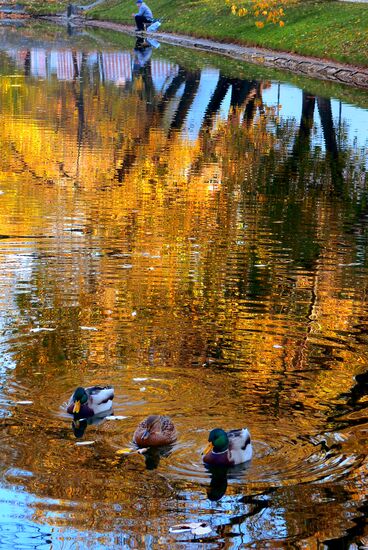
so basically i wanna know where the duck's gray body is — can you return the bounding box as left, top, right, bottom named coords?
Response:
left=67, top=385, right=114, bottom=417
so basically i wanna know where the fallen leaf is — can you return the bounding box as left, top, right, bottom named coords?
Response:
left=169, top=524, right=193, bottom=534
left=115, top=447, right=134, bottom=455
left=169, top=522, right=211, bottom=535
left=192, top=525, right=212, bottom=536
left=187, top=522, right=209, bottom=529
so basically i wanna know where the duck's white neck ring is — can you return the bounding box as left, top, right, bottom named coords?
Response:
left=212, top=449, right=228, bottom=455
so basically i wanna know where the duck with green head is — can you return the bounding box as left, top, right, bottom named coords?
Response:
left=202, top=428, right=252, bottom=467
left=67, top=385, right=114, bottom=418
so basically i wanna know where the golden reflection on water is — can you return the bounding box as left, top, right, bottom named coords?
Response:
left=0, top=21, right=367, bottom=548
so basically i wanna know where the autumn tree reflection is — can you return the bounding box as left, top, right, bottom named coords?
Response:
left=0, top=36, right=367, bottom=546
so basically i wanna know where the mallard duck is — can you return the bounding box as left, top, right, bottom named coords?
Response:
left=133, top=415, right=177, bottom=447
left=202, top=428, right=252, bottom=467
left=67, top=386, right=114, bottom=418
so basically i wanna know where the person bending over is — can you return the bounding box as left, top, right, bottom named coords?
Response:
left=133, top=0, right=153, bottom=31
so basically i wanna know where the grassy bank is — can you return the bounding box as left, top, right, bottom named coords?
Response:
left=87, top=0, right=368, bottom=67
left=23, top=0, right=368, bottom=67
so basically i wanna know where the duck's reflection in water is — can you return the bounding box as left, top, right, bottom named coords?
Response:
left=140, top=445, right=175, bottom=470
left=72, top=408, right=113, bottom=438
left=206, top=463, right=251, bottom=501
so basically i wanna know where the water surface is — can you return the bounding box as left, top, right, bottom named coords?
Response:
left=0, top=20, right=367, bottom=549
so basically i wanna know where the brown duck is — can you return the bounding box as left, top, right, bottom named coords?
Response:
left=133, top=415, right=177, bottom=447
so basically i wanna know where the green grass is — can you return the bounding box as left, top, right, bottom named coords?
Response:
left=23, top=0, right=95, bottom=15
left=23, top=1, right=67, bottom=15
left=88, top=0, right=368, bottom=67
left=23, top=0, right=368, bottom=67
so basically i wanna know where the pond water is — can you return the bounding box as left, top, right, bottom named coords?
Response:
left=0, top=19, right=367, bottom=549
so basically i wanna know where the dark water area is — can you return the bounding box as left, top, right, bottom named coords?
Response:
left=0, top=19, right=367, bottom=549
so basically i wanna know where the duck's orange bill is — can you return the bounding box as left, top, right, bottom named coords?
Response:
left=73, top=400, right=81, bottom=414
left=202, top=442, right=214, bottom=455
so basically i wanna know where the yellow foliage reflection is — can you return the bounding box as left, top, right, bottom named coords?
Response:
left=0, top=39, right=367, bottom=547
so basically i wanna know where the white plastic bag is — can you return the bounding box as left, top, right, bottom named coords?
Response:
left=146, top=20, right=161, bottom=32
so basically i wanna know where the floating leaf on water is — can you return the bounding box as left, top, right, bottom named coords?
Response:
left=80, top=326, right=98, bottom=331
left=75, top=441, right=95, bottom=446
left=169, top=522, right=210, bottom=535
left=105, top=415, right=128, bottom=421
left=191, top=524, right=212, bottom=536
left=137, top=447, right=149, bottom=454
left=30, top=328, right=55, bottom=333
left=187, top=522, right=209, bottom=529
left=133, top=377, right=161, bottom=382
left=115, top=447, right=133, bottom=455
left=169, top=524, right=193, bottom=534
left=16, top=400, right=33, bottom=405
